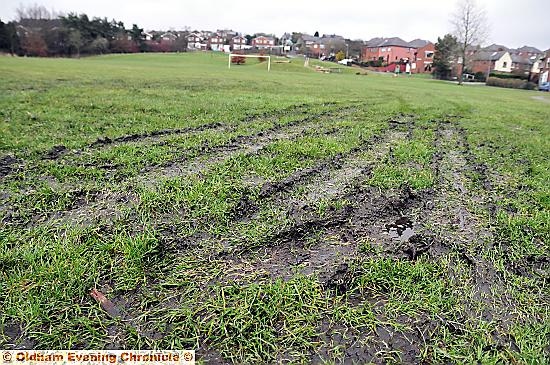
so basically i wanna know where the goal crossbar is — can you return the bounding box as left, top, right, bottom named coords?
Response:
left=228, top=54, right=271, bottom=71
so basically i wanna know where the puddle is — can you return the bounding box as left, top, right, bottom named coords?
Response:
left=386, top=216, right=415, bottom=242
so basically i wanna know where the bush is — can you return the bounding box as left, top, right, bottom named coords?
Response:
left=489, top=72, right=527, bottom=80
left=359, top=59, right=383, bottom=68
left=486, top=77, right=537, bottom=90
left=231, top=55, right=246, bottom=64
left=474, top=72, right=486, bottom=82
left=257, top=52, right=267, bottom=63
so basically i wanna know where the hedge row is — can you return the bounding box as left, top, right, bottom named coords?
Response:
left=486, top=77, right=537, bottom=90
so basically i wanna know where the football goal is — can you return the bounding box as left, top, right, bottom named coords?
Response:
left=228, top=54, right=271, bottom=71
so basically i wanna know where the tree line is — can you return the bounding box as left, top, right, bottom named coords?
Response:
left=0, top=4, right=187, bottom=57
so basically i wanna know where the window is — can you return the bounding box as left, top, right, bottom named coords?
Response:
left=503, top=61, right=507, bottom=68
left=387, top=47, right=391, bottom=51
left=426, top=52, right=434, bottom=58
left=381, top=48, right=386, bottom=52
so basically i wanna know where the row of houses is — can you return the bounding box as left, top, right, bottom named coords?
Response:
left=147, top=28, right=549, bottom=80
left=150, top=29, right=279, bottom=52
left=362, top=37, right=436, bottom=73
left=147, top=30, right=352, bottom=55
left=187, top=32, right=277, bottom=51
left=360, top=37, right=549, bottom=77
left=466, top=44, right=544, bottom=76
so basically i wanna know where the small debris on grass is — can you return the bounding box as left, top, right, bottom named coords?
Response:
left=90, top=289, right=121, bottom=318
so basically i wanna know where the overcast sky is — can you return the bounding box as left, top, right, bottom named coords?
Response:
left=1, top=0, right=548, bottom=50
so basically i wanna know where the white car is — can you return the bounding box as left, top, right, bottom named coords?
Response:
left=338, top=59, right=353, bottom=66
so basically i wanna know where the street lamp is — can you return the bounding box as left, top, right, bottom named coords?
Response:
left=345, top=43, right=349, bottom=59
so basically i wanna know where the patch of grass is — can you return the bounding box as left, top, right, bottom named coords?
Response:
left=369, top=165, right=434, bottom=190
left=350, top=258, right=453, bottom=315
left=205, top=276, right=326, bottom=363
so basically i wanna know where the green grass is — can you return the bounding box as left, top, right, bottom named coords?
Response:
left=0, top=52, right=548, bottom=363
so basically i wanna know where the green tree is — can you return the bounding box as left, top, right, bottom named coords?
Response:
left=335, top=50, right=345, bottom=61
left=291, top=32, right=302, bottom=44
left=87, top=37, right=109, bottom=54
left=68, top=30, right=83, bottom=57
left=433, top=34, right=458, bottom=80
left=7, top=22, right=19, bottom=54
left=0, top=20, right=9, bottom=51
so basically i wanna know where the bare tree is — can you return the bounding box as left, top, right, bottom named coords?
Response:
left=451, top=0, right=489, bottom=84
left=15, top=3, right=53, bottom=20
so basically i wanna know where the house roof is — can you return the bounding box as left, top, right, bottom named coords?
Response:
left=515, top=45, right=542, bottom=54
left=365, top=37, right=384, bottom=46
left=482, top=44, right=508, bottom=52
left=378, top=37, right=411, bottom=47
left=322, top=34, right=345, bottom=40
left=254, top=35, right=274, bottom=40
left=365, top=37, right=412, bottom=48
left=300, top=34, right=318, bottom=42
left=408, top=39, right=430, bottom=48
left=473, top=51, right=508, bottom=61
left=511, top=54, right=531, bottom=64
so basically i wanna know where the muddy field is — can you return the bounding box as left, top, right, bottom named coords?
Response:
left=0, top=53, right=548, bottom=363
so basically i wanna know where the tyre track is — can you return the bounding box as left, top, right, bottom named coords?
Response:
left=10, top=104, right=362, bottom=229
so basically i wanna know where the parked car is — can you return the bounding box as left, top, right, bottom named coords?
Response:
left=539, top=82, right=550, bottom=92
left=338, top=58, right=353, bottom=66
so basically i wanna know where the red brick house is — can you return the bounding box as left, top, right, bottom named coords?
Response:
left=252, top=36, right=275, bottom=49
left=208, top=35, right=224, bottom=51
left=539, top=50, right=550, bottom=85
left=471, top=51, right=513, bottom=74
left=512, top=45, right=542, bottom=58
left=230, top=35, right=247, bottom=51
left=362, top=37, right=416, bottom=65
left=409, top=40, right=434, bottom=73
left=187, top=32, right=205, bottom=50
left=298, top=34, right=325, bottom=56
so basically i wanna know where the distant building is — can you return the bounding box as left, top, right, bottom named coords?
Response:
left=230, top=35, right=248, bottom=51
left=187, top=32, right=206, bottom=50
left=471, top=51, right=513, bottom=74
left=160, top=32, right=177, bottom=42
left=511, top=54, right=539, bottom=75
left=297, top=34, right=345, bottom=57
left=413, top=42, right=435, bottom=73
left=217, top=29, right=238, bottom=38
left=362, top=37, right=416, bottom=64
left=252, top=36, right=275, bottom=49
left=512, top=45, right=542, bottom=58
left=208, top=35, right=225, bottom=51
left=538, top=50, right=550, bottom=85
left=481, top=44, right=509, bottom=52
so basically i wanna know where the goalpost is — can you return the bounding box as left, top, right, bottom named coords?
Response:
left=228, top=54, right=271, bottom=72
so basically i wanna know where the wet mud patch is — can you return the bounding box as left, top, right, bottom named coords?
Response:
left=87, top=102, right=334, bottom=149
left=0, top=322, right=36, bottom=350
left=0, top=155, right=21, bottom=178
left=313, top=311, right=439, bottom=364
left=46, top=190, right=137, bottom=228
left=43, top=145, right=68, bottom=160
left=136, top=105, right=361, bottom=187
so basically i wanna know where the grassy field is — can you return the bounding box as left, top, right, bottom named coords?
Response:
left=0, top=52, right=548, bottom=364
